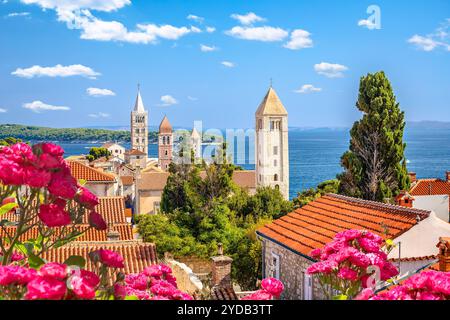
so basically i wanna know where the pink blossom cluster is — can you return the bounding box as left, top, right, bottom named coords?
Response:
left=114, top=264, right=194, bottom=300
left=0, top=142, right=106, bottom=230
left=306, top=229, right=399, bottom=297
left=357, top=270, right=450, bottom=300
left=241, top=278, right=284, bottom=300
left=0, top=262, right=100, bottom=300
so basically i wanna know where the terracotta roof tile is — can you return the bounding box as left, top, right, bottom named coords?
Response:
left=257, top=194, right=431, bottom=258
left=120, top=176, right=134, bottom=186
left=232, top=170, right=256, bottom=189
left=125, top=149, right=147, bottom=156
left=137, top=172, right=170, bottom=190
left=68, top=160, right=116, bottom=182
left=42, top=241, right=158, bottom=275
left=410, top=179, right=450, bottom=211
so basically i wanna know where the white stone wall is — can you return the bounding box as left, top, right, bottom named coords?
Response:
left=131, top=110, right=149, bottom=155
left=255, top=115, right=289, bottom=200
left=413, top=195, right=449, bottom=222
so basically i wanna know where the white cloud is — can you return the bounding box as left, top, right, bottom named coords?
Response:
left=221, top=61, right=235, bottom=68
left=87, top=87, right=115, bottom=97
left=159, top=95, right=178, bottom=106
left=187, top=14, right=204, bottom=23
left=408, top=19, right=450, bottom=52
left=12, top=64, right=100, bottom=79
left=23, top=100, right=70, bottom=112
left=358, top=19, right=377, bottom=29
left=6, top=12, right=30, bottom=17
left=226, top=26, right=288, bottom=42
left=294, top=84, right=322, bottom=94
left=284, top=29, right=313, bottom=50
left=88, top=112, right=110, bottom=118
left=0, top=108, right=7, bottom=113
left=230, top=12, right=265, bottom=25
left=200, top=44, right=218, bottom=52
left=20, top=0, right=131, bottom=12
left=187, top=96, right=198, bottom=101
left=314, top=62, right=348, bottom=78
left=206, top=26, right=216, bottom=33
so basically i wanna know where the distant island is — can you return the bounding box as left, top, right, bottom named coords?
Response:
left=0, top=124, right=158, bottom=143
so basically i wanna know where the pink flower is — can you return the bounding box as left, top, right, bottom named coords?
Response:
left=0, top=158, right=24, bottom=185
left=151, top=295, right=170, bottom=300
left=150, top=280, right=177, bottom=297
left=335, top=229, right=363, bottom=242
left=25, top=276, right=67, bottom=300
left=88, top=211, right=107, bottom=230
left=24, top=165, right=52, bottom=188
left=77, top=187, right=99, bottom=209
left=114, top=283, right=127, bottom=299
left=310, top=248, right=322, bottom=259
left=97, top=249, right=124, bottom=268
left=337, top=267, right=358, bottom=281
left=38, top=199, right=71, bottom=227
left=354, top=288, right=374, bottom=300
left=241, top=290, right=273, bottom=300
left=144, top=264, right=172, bottom=278
left=125, top=273, right=149, bottom=291
left=357, top=237, right=381, bottom=253
left=39, top=143, right=64, bottom=157
left=0, top=266, right=36, bottom=286
left=171, top=290, right=194, bottom=300
left=165, top=274, right=178, bottom=288
left=306, top=260, right=338, bottom=275
left=69, top=271, right=99, bottom=300
left=39, top=263, right=67, bottom=280
left=261, top=278, right=284, bottom=297
left=48, top=169, right=77, bottom=199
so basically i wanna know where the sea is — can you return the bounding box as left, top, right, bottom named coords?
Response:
left=56, top=127, right=450, bottom=200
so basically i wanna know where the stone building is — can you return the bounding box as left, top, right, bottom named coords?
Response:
left=255, top=87, right=289, bottom=200
left=256, top=193, right=450, bottom=300
left=158, top=115, right=173, bottom=171
left=130, top=86, right=149, bottom=156
left=101, top=142, right=126, bottom=161
left=125, top=149, right=147, bottom=169
left=191, top=127, right=202, bottom=160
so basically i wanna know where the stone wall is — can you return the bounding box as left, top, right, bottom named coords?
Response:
left=262, top=238, right=327, bottom=300
left=165, top=258, right=203, bottom=296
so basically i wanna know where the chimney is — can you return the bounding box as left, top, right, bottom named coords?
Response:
left=437, top=237, right=450, bottom=272
left=408, top=172, right=417, bottom=184
left=210, top=243, right=233, bottom=289
left=396, top=191, right=414, bottom=208
left=446, top=171, right=450, bottom=183
left=106, top=224, right=120, bottom=241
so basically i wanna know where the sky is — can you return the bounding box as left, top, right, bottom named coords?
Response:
left=0, top=0, right=449, bottom=130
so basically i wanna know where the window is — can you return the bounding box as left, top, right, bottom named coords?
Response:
left=274, top=159, right=277, bottom=167
left=270, top=121, right=274, bottom=131
left=273, top=146, right=278, bottom=155
left=303, top=272, right=313, bottom=300
left=275, top=184, right=280, bottom=190
left=135, top=138, right=139, bottom=143
left=165, top=150, right=168, bottom=156
left=274, top=174, right=278, bottom=182
left=259, top=174, right=262, bottom=182
left=270, top=253, right=280, bottom=279
left=258, top=119, right=263, bottom=130
left=153, top=201, right=161, bottom=214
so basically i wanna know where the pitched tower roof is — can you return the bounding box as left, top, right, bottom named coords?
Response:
left=134, top=87, right=146, bottom=113
left=255, top=87, right=288, bottom=116
left=159, top=115, right=172, bottom=134
left=191, top=127, right=201, bottom=139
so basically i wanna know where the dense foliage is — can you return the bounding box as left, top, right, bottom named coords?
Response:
left=338, top=72, right=409, bottom=201
left=0, top=124, right=158, bottom=143
left=138, top=145, right=293, bottom=290
left=86, top=147, right=112, bottom=162
left=292, top=179, right=340, bottom=208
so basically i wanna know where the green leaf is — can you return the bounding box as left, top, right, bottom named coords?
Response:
left=78, top=179, right=87, bottom=186
left=64, top=255, right=86, bottom=268
left=332, top=294, right=348, bottom=300
left=0, top=203, right=17, bottom=216
left=28, top=254, right=46, bottom=269
left=124, top=295, right=139, bottom=300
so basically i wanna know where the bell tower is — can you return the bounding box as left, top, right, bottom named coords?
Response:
left=255, top=87, right=289, bottom=200
left=158, top=115, right=173, bottom=171
left=130, top=85, right=148, bottom=156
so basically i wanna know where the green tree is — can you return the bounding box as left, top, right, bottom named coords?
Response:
left=293, top=179, right=340, bottom=208
left=86, top=147, right=111, bottom=162
left=338, top=71, right=409, bottom=201
left=0, top=137, right=23, bottom=146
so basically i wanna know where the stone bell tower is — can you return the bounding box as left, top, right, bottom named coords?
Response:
left=158, top=115, right=173, bottom=171
left=255, top=86, right=289, bottom=200
left=130, top=85, right=148, bottom=156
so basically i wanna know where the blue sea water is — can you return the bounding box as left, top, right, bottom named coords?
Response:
left=58, top=128, right=450, bottom=200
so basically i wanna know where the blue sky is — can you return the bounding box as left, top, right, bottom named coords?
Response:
left=0, top=0, right=448, bottom=129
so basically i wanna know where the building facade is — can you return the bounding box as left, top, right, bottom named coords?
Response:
left=191, top=127, right=202, bottom=161
left=158, top=115, right=173, bottom=171
left=130, top=87, right=149, bottom=156
left=255, top=87, right=289, bottom=200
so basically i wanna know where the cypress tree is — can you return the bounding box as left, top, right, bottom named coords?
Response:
left=338, top=71, right=410, bottom=201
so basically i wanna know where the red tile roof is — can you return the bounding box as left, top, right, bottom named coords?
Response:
left=125, top=149, right=147, bottom=156
left=257, top=194, right=431, bottom=258
left=42, top=241, right=158, bottom=275
left=410, top=179, right=450, bottom=210
left=0, top=224, right=134, bottom=242
left=68, top=160, right=116, bottom=182
left=120, top=175, right=134, bottom=186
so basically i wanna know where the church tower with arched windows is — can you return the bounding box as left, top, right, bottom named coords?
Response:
left=130, top=86, right=149, bottom=156
left=158, top=115, right=173, bottom=171
left=255, top=87, right=289, bottom=200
